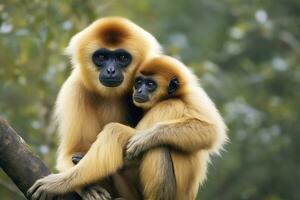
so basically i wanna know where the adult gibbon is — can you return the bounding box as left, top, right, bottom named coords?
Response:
left=28, top=55, right=227, bottom=200
left=29, top=17, right=163, bottom=200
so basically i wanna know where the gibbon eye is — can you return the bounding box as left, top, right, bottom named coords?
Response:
left=146, top=80, right=157, bottom=91
left=92, top=49, right=110, bottom=67
left=146, top=81, right=154, bottom=87
left=94, top=53, right=107, bottom=66
left=115, top=50, right=132, bottom=66
left=119, top=55, right=127, bottom=61
left=134, top=77, right=143, bottom=88
left=98, top=54, right=106, bottom=62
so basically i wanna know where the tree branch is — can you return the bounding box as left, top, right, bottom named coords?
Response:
left=0, top=117, right=81, bottom=200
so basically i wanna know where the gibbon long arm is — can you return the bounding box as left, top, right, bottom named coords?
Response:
left=28, top=123, right=136, bottom=199
left=126, top=116, right=218, bottom=159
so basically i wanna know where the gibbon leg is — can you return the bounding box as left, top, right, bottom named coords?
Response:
left=140, top=147, right=176, bottom=200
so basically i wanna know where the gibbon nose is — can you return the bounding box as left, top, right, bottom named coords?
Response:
left=137, top=85, right=147, bottom=95
left=137, top=88, right=143, bottom=93
left=137, top=85, right=147, bottom=94
left=106, top=67, right=116, bottom=75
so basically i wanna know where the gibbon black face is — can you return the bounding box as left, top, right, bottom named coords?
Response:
left=92, top=48, right=132, bottom=87
left=133, top=76, right=157, bottom=103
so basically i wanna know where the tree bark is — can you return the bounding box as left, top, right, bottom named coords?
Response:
left=0, top=117, right=81, bottom=200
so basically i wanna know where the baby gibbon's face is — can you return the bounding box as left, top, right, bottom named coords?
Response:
left=133, top=75, right=160, bottom=109
left=132, top=72, right=180, bottom=110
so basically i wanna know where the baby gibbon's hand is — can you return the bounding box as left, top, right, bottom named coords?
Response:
left=125, top=132, right=153, bottom=160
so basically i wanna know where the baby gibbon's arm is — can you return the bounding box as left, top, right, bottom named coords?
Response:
left=126, top=116, right=226, bottom=159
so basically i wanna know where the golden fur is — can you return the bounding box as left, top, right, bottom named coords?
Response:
left=28, top=17, right=162, bottom=200
left=28, top=55, right=227, bottom=200
left=55, top=17, right=161, bottom=173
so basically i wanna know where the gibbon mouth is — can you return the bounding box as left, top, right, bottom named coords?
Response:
left=133, top=95, right=149, bottom=103
left=100, top=78, right=123, bottom=87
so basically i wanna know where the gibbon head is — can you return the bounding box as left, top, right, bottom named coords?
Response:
left=66, top=17, right=161, bottom=97
left=133, top=55, right=190, bottom=109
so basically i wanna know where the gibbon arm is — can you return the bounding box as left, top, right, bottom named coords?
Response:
left=126, top=117, right=219, bottom=159
left=55, top=76, right=102, bottom=172
left=28, top=123, right=136, bottom=198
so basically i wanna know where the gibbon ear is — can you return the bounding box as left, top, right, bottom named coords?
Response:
left=168, top=77, right=180, bottom=95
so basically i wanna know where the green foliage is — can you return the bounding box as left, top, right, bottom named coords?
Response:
left=0, top=0, right=299, bottom=199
